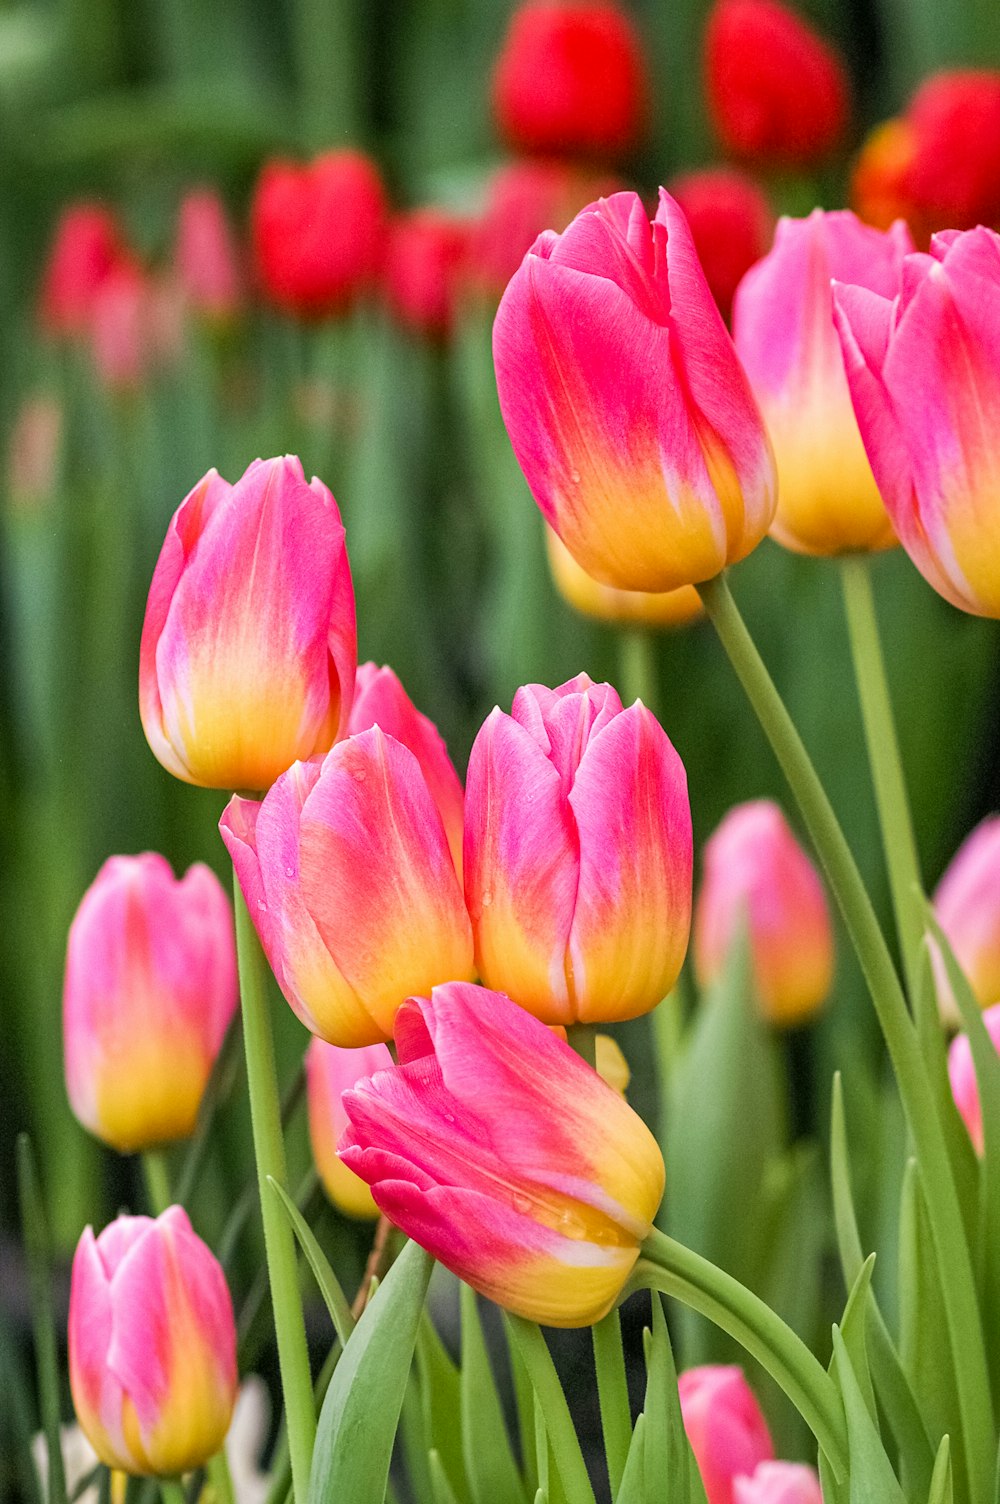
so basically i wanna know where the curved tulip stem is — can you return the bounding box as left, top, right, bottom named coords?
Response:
left=840, top=555, right=925, bottom=997
left=232, top=876, right=316, bottom=1499
left=696, top=570, right=993, bottom=1502
left=637, top=1228, right=847, bottom=1478
left=618, top=628, right=658, bottom=713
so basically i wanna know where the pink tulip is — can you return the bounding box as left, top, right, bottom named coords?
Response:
left=39, top=203, right=126, bottom=338
left=734, top=1461, right=823, bottom=1504
left=339, top=981, right=665, bottom=1326
left=545, top=527, right=704, bottom=628
left=933, top=816, right=1000, bottom=1023
left=679, top=1366, right=774, bottom=1504
left=176, top=188, right=244, bottom=324
left=464, top=674, right=692, bottom=1025
left=833, top=226, right=1000, bottom=616
left=69, top=1207, right=237, bottom=1475
left=348, top=662, right=464, bottom=878
left=694, top=801, right=833, bottom=1025
left=89, top=260, right=154, bottom=393
left=948, top=1003, right=1000, bottom=1155
left=305, top=1037, right=390, bottom=1218
left=733, top=210, right=912, bottom=555
left=220, top=728, right=474, bottom=1047
left=63, top=854, right=237, bottom=1153
left=139, top=455, right=356, bottom=790
left=493, top=189, right=775, bottom=593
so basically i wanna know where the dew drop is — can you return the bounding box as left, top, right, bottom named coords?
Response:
left=511, top=1193, right=533, bottom=1215
left=569, top=469, right=581, bottom=485
left=285, top=865, right=295, bottom=879
left=256, top=899, right=267, bottom=912
left=481, top=891, right=493, bottom=908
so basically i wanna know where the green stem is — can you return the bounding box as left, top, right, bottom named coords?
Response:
left=232, top=877, right=316, bottom=1499
left=696, top=571, right=993, bottom=1502
left=206, top=1450, right=236, bottom=1504
left=158, top=1482, right=186, bottom=1504
left=503, top=1318, right=596, bottom=1504
left=618, top=629, right=658, bottom=712
left=566, top=1022, right=598, bottom=1069
left=840, top=556, right=925, bottom=999
left=142, top=1151, right=172, bottom=1216
left=592, top=1308, right=631, bottom=1499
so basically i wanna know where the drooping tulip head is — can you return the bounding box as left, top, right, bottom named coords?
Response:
left=948, top=1004, right=1000, bottom=1155
left=933, top=816, right=1000, bottom=1023
left=679, top=1365, right=775, bottom=1504
left=305, top=1038, right=390, bottom=1218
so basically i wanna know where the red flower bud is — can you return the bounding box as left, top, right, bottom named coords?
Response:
left=904, top=70, right=1000, bottom=231
left=492, top=2, right=647, bottom=159
left=668, top=168, right=774, bottom=320
left=39, top=203, right=126, bottom=338
left=385, top=209, right=471, bottom=340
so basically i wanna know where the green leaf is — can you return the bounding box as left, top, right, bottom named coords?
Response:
left=641, top=1296, right=708, bottom=1504
left=836, top=1256, right=877, bottom=1426
left=459, top=1285, right=528, bottom=1504
left=503, top=1319, right=595, bottom=1504
left=267, top=1176, right=355, bottom=1347
left=927, top=1436, right=953, bottom=1504
left=613, top=1415, right=646, bottom=1504
left=15, top=1135, right=67, bottom=1504
left=430, top=1449, right=464, bottom=1504
left=308, top=1240, right=433, bottom=1504
left=509, top=1333, right=539, bottom=1497
left=418, top=1308, right=470, bottom=1503
left=831, top=1327, right=906, bottom=1504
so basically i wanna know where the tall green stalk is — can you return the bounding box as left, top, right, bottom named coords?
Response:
left=696, top=570, right=994, bottom=1502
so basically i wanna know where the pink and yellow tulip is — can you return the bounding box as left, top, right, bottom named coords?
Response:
left=545, top=527, right=704, bottom=628
left=69, top=1207, right=237, bottom=1476
left=339, top=981, right=665, bottom=1326
left=139, top=455, right=356, bottom=790
left=63, top=853, right=237, bottom=1153
left=933, top=816, right=1000, bottom=1023
left=948, top=1004, right=1000, bottom=1155
left=305, top=1037, right=390, bottom=1219
left=834, top=226, right=1000, bottom=616
left=733, top=210, right=911, bottom=554
left=220, top=728, right=474, bottom=1047
left=493, top=189, right=776, bottom=593
left=464, top=674, right=692, bottom=1025
left=679, top=1365, right=774, bottom=1504
left=734, top=1462, right=823, bottom=1504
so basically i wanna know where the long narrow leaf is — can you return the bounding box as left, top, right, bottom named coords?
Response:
left=15, top=1135, right=67, bottom=1504
left=267, top=1177, right=354, bottom=1347
left=459, top=1285, right=527, bottom=1504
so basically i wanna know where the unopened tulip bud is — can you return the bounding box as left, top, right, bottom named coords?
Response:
left=494, top=190, right=775, bottom=593
left=734, top=210, right=911, bottom=555
left=340, top=982, right=665, bottom=1326
left=385, top=210, right=471, bottom=340
left=668, top=168, right=774, bottom=322
left=465, top=675, right=692, bottom=1025
left=89, top=260, right=152, bottom=393
left=176, top=188, right=243, bottom=324
left=64, top=854, right=237, bottom=1153
left=40, top=203, right=125, bottom=337
left=694, top=801, right=834, bottom=1025
left=850, top=119, right=921, bottom=236
left=7, top=396, right=63, bottom=512
left=948, top=1004, right=1000, bottom=1155
left=139, top=455, right=356, bottom=790
left=305, top=1038, right=390, bottom=1218
left=545, top=528, right=704, bottom=628
left=933, top=817, right=1000, bottom=1023
left=904, top=70, right=1000, bottom=233
left=734, top=1461, right=823, bottom=1504
left=69, top=1208, right=237, bottom=1475
left=679, top=1366, right=774, bottom=1504
left=220, top=727, right=474, bottom=1047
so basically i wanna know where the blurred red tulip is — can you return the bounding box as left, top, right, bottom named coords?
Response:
left=39, top=203, right=126, bottom=337
left=492, top=1, right=647, bottom=159
left=385, top=209, right=472, bottom=339
left=89, top=260, right=153, bottom=393
left=176, top=187, right=244, bottom=324
left=850, top=118, right=922, bottom=234
left=904, top=71, right=1000, bottom=230
left=668, top=167, right=774, bottom=319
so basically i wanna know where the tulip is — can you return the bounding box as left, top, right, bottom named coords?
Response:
left=933, top=817, right=1000, bottom=1023
left=545, top=527, right=704, bottom=628
left=175, top=187, right=243, bottom=324
left=348, top=662, right=465, bottom=878
left=220, top=727, right=474, bottom=1047
left=705, top=0, right=849, bottom=168
left=733, top=210, right=912, bottom=555
left=89, top=260, right=153, bottom=394
left=64, top=854, right=237, bottom=1154
left=7, top=396, right=62, bottom=512
left=948, top=1004, right=1000, bottom=1155
left=385, top=209, right=471, bottom=340
left=668, top=168, right=774, bottom=322
left=734, top=1461, right=823, bottom=1504
left=340, top=981, right=665, bottom=1326
left=69, top=1207, right=237, bottom=1475
left=39, top=203, right=126, bottom=337
left=850, top=119, right=922, bottom=237
left=464, top=675, right=692, bottom=1025
left=492, top=1, right=647, bottom=159
left=694, top=801, right=834, bottom=1025
left=678, top=1366, right=774, bottom=1504
left=833, top=227, right=1000, bottom=617
left=494, top=190, right=776, bottom=593
left=251, top=149, right=388, bottom=320
left=305, top=1038, right=390, bottom=1218
left=139, top=455, right=356, bottom=790
left=904, top=71, right=1000, bottom=233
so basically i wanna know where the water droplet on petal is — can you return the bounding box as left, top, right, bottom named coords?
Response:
left=511, top=1193, right=533, bottom=1215
left=481, top=891, right=493, bottom=908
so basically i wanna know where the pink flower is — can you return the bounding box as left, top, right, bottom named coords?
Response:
left=339, top=981, right=665, bottom=1326
left=220, top=728, right=474, bottom=1047
left=694, top=801, right=834, bottom=1025
left=175, top=187, right=243, bottom=324
left=933, top=816, right=1000, bottom=1022
left=734, top=210, right=912, bottom=555
left=948, top=1004, right=1000, bottom=1155
left=88, top=260, right=154, bottom=393
left=385, top=209, right=471, bottom=340
left=734, top=1461, right=823, bottom=1504
left=63, top=854, right=237, bottom=1154
left=545, top=527, right=704, bottom=627
left=305, top=1038, right=390, bottom=1219
left=679, top=1366, right=774, bottom=1504
left=833, top=226, right=1000, bottom=616
left=139, top=455, right=356, bottom=790
left=464, top=675, right=692, bottom=1025
left=493, top=190, right=775, bottom=592
left=69, top=1208, right=237, bottom=1475
left=39, top=203, right=126, bottom=337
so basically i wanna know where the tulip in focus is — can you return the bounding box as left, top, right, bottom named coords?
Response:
left=734, top=1461, right=823, bottom=1504
left=834, top=227, right=1000, bottom=617
left=492, top=1, right=647, bottom=159
left=904, top=71, right=1000, bottom=233
left=221, top=726, right=474, bottom=1047
left=668, top=168, right=774, bottom=322
left=933, top=817, right=1000, bottom=1024
left=694, top=801, right=834, bottom=1025
left=679, top=1366, right=774, bottom=1504
left=139, top=455, right=356, bottom=789
left=705, top=0, right=849, bottom=168
left=465, top=675, right=692, bottom=1024
left=40, top=203, right=126, bottom=337
left=64, top=854, right=237, bottom=1153
left=546, top=528, right=704, bottom=627
left=348, top=662, right=465, bottom=878
left=949, top=1005, right=1000, bottom=1156
left=251, top=150, right=388, bottom=320
left=176, top=187, right=243, bottom=324
left=340, top=981, right=665, bottom=1325
left=305, top=1038, right=390, bottom=1218
left=733, top=210, right=912, bottom=555
left=385, top=209, right=471, bottom=340
left=494, top=190, right=776, bottom=593
left=69, top=1207, right=237, bottom=1475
